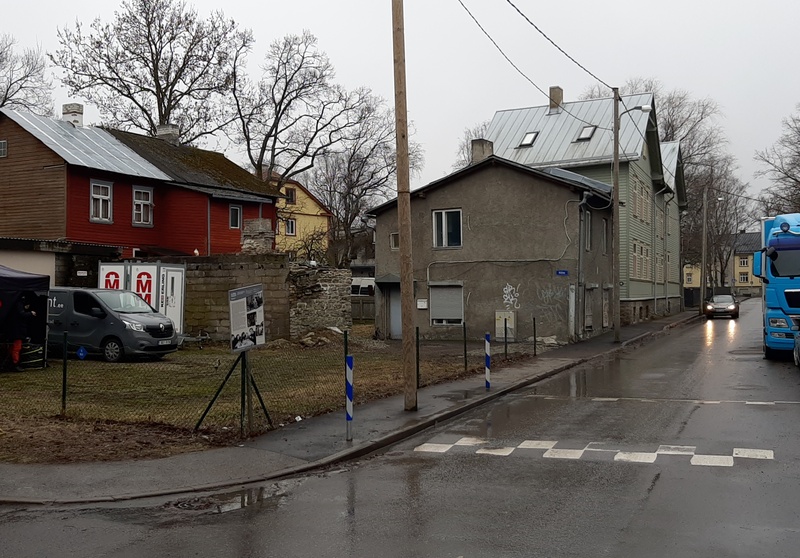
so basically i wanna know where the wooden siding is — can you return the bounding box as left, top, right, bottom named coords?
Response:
left=0, top=116, right=67, bottom=238
left=209, top=199, right=262, bottom=254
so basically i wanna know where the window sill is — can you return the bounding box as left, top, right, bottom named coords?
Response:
left=90, top=219, right=113, bottom=224
left=432, top=246, right=462, bottom=250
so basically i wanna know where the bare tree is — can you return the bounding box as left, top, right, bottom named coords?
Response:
left=580, top=77, right=725, bottom=167
left=755, top=105, right=800, bottom=213
left=231, top=31, right=370, bottom=186
left=0, top=34, right=53, bottom=115
left=451, top=120, right=490, bottom=170
left=49, top=0, right=253, bottom=144
left=302, top=94, right=423, bottom=268
left=283, top=225, right=329, bottom=264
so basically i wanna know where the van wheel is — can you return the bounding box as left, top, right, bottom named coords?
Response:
left=764, top=345, right=778, bottom=361
left=102, top=338, right=124, bottom=363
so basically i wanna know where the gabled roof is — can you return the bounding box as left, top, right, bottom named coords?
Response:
left=1, top=108, right=170, bottom=181
left=733, top=232, right=761, bottom=254
left=486, top=93, right=656, bottom=169
left=107, top=129, right=280, bottom=199
left=369, top=155, right=611, bottom=216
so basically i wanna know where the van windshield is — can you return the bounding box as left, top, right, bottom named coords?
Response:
left=95, top=291, right=155, bottom=314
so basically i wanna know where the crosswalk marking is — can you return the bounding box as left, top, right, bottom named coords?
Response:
left=413, top=437, right=774, bottom=468
left=733, top=448, right=774, bottom=459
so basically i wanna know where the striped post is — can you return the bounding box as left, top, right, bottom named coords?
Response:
left=346, top=355, right=354, bottom=441
left=485, top=332, right=491, bottom=390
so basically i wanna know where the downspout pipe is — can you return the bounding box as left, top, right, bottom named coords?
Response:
left=652, top=185, right=669, bottom=315
left=577, top=191, right=590, bottom=341
left=663, top=191, right=675, bottom=311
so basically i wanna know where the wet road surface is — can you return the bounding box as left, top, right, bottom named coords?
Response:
left=3, top=299, right=800, bottom=557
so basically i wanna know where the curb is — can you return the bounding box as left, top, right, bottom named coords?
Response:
left=0, top=314, right=701, bottom=506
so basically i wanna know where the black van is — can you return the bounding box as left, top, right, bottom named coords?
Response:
left=48, top=287, right=178, bottom=362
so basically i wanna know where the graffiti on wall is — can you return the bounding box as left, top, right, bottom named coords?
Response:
left=502, top=282, right=521, bottom=310
left=535, top=283, right=568, bottom=330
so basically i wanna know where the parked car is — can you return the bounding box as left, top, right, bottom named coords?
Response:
left=703, top=294, right=740, bottom=319
left=48, top=287, right=178, bottom=362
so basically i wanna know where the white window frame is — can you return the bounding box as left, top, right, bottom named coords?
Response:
left=432, top=209, right=462, bottom=248
left=0, top=140, right=7, bottom=158
left=519, top=131, right=538, bottom=147
left=686, top=272, right=693, bottom=284
left=90, top=180, right=113, bottom=223
left=739, top=257, right=748, bottom=267
left=132, top=186, right=154, bottom=227
left=285, top=218, right=297, bottom=236
left=739, top=272, right=749, bottom=284
left=429, top=285, right=464, bottom=326
left=390, top=232, right=400, bottom=250
left=576, top=125, right=596, bottom=141
left=229, top=205, right=242, bottom=229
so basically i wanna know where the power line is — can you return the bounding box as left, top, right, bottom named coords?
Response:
left=503, top=0, right=612, bottom=90
left=455, top=0, right=608, bottom=131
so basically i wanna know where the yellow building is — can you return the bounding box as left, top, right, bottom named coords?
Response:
left=274, top=178, right=332, bottom=262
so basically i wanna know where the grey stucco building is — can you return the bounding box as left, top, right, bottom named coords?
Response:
left=371, top=147, right=613, bottom=344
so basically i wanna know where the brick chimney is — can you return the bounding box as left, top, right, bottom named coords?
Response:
left=62, top=103, right=84, bottom=127
left=471, top=138, right=493, bottom=164
left=156, top=124, right=180, bottom=145
left=549, top=86, right=563, bottom=114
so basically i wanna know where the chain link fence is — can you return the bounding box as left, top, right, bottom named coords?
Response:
left=0, top=325, right=541, bottom=437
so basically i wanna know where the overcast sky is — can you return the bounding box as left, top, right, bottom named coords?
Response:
left=5, top=0, right=800, bottom=194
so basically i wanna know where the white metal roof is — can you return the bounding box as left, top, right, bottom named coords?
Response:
left=485, top=93, right=654, bottom=169
left=659, top=140, right=680, bottom=191
left=1, top=109, right=171, bottom=181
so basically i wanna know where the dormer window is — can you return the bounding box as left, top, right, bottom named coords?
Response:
left=519, top=131, right=538, bottom=147
left=576, top=125, right=596, bottom=141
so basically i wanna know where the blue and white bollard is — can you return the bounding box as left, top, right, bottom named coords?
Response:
left=485, top=332, right=491, bottom=390
left=346, top=355, right=354, bottom=441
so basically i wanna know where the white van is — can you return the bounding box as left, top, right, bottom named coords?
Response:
left=48, top=287, right=178, bottom=362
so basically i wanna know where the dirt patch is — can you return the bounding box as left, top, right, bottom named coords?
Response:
left=0, top=416, right=238, bottom=464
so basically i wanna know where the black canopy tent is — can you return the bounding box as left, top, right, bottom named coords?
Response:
left=0, top=264, right=50, bottom=348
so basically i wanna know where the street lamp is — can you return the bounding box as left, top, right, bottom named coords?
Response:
left=698, top=167, right=721, bottom=314
left=612, top=88, right=651, bottom=342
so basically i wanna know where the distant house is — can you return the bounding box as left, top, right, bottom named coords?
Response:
left=272, top=177, right=332, bottom=262
left=730, top=232, right=761, bottom=297
left=485, top=87, right=687, bottom=323
left=371, top=143, right=613, bottom=343
left=0, top=105, right=280, bottom=270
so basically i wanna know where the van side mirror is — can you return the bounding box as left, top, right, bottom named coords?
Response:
left=90, top=307, right=105, bottom=318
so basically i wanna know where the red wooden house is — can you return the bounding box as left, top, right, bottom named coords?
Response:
left=0, top=107, right=280, bottom=260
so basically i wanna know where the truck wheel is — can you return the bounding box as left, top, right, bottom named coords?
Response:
left=764, top=345, right=778, bottom=360
left=102, top=337, right=124, bottom=363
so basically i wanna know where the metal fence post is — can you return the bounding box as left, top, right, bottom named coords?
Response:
left=485, top=332, right=491, bottom=391
left=463, top=321, right=467, bottom=372
left=61, top=331, right=67, bottom=415
left=346, top=355, right=354, bottom=441
left=504, top=317, right=508, bottom=358
left=415, top=326, right=420, bottom=389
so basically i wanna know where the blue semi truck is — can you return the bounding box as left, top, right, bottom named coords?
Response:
left=753, top=214, right=800, bottom=359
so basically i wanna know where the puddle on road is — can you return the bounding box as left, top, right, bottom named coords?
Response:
left=168, top=478, right=305, bottom=515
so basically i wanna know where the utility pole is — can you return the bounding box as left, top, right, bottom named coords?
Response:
left=391, top=0, right=417, bottom=411
left=612, top=88, right=621, bottom=342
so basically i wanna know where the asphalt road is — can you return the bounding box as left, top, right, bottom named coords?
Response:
left=3, top=298, right=800, bottom=557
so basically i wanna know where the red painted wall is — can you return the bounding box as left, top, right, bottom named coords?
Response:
left=66, top=167, right=275, bottom=257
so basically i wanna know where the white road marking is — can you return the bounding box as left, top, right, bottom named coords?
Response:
left=476, top=447, right=515, bottom=456
left=691, top=455, right=735, bottom=467
left=745, top=401, right=776, bottom=406
left=518, top=440, right=558, bottom=450
left=543, top=449, right=585, bottom=460
left=656, top=445, right=696, bottom=455
left=615, top=452, right=658, bottom=463
left=592, top=397, right=619, bottom=402
left=733, top=448, right=774, bottom=460
left=454, top=437, right=486, bottom=446
left=414, top=443, right=453, bottom=453
left=702, top=401, right=721, bottom=405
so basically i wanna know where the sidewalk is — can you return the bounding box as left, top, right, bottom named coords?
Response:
left=0, top=311, right=702, bottom=505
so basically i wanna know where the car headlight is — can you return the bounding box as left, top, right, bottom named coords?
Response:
left=727, top=305, right=736, bottom=310
left=122, top=319, right=144, bottom=331
left=706, top=305, right=713, bottom=310
left=769, top=318, right=789, bottom=328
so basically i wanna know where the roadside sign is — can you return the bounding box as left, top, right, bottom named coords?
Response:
left=228, top=284, right=266, bottom=353
left=77, top=346, right=87, bottom=360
